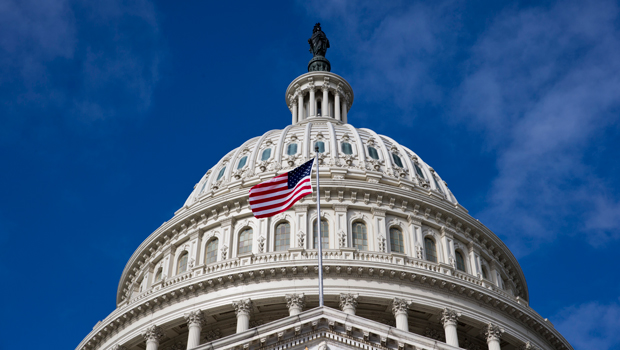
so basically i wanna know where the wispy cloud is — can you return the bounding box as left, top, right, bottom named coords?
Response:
left=301, top=0, right=620, bottom=255
left=0, top=0, right=162, bottom=141
left=554, top=300, right=620, bottom=350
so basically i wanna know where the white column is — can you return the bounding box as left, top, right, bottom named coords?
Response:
left=342, top=98, right=348, bottom=123
left=285, top=293, right=305, bottom=316
left=184, top=310, right=204, bottom=349
left=232, top=299, right=252, bottom=333
left=292, top=101, right=298, bottom=124
left=298, top=93, right=305, bottom=120
left=339, top=293, right=358, bottom=315
left=485, top=323, right=504, bottom=350
left=322, top=87, right=329, bottom=118
left=309, top=87, right=316, bottom=117
left=334, top=92, right=341, bottom=121
left=441, top=308, right=461, bottom=347
left=142, top=325, right=164, bottom=350
left=392, top=298, right=412, bottom=331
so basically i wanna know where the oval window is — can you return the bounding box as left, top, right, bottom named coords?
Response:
left=237, top=156, right=247, bottom=169
left=368, top=146, right=379, bottom=160
left=315, top=141, right=325, bottom=153
left=287, top=143, right=298, bottom=155
left=261, top=148, right=271, bottom=161
left=392, top=153, right=404, bottom=167
left=341, top=142, right=353, bottom=155
left=216, top=167, right=226, bottom=180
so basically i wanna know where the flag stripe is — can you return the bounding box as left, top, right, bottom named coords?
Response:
left=249, top=159, right=315, bottom=219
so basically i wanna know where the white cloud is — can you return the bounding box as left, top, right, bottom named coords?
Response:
left=554, top=301, right=620, bottom=350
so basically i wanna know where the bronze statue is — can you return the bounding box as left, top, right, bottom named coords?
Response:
left=308, top=23, right=330, bottom=57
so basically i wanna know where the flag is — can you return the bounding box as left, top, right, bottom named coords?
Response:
left=249, top=159, right=315, bottom=218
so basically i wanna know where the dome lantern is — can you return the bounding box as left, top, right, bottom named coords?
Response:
left=286, top=25, right=354, bottom=125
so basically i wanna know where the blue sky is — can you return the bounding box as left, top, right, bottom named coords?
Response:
left=1, top=0, right=619, bottom=349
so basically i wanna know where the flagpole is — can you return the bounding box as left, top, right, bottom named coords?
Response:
left=315, top=145, right=324, bottom=307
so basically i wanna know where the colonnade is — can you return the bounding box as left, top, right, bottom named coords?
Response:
left=291, top=83, right=348, bottom=124
left=117, top=296, right=522, bottom=350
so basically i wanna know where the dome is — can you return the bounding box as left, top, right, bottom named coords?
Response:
left=78, top=28, right=572, bottom=350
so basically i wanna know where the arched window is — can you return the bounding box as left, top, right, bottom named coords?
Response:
left=261, top=148, right=272, bottom=161
left=154, top=267, right=163, bottom=282
left=205, top=238, right=218, bottom=264
left=237, top=156, right=247, bottom=169
left=368, top=146, right=380, bottom=160
left=238, top=228, right=253, bottom=255
left=341, top=142, right=353, bottom=155
left=287, top=143, right=298, bottom=155
left=313, top=219, right=329, bottom=249
left=424, top=238, right=437, bottom=263
left=433, top=176, right=444, bottom=193
left=414, top=162, right=425, bottom=179
left=481, top=266, right=489, bottom=280
left=455, top=251, right=466, bottom=272
left=315, top=141, right=325, bottom=153
left=392, top=153, right=404, bottom=167
left=177, top=252, right=188, bottom=274
left=352, top=222, right=368, bottom=251
left=216, top=167, right=226, bottom=181
left=389, top=227, right=404, bottom=253
left=275, top=223, right=290, bottom=251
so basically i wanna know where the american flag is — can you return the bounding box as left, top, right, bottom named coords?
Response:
left=249, top=159, right=315, bottom=218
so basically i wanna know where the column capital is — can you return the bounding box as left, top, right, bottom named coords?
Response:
left=142, top=325, right=164, bottom=342
left=232, top=298, right=253, bottom=316
left=339, top=293, right=359, bottom=311
left=484, top=323, right=505, bottom=343
left=184, top=309, right=205, bottom=327
left=285, top=293, right=306, bottom=310
left=391, top=298, right=412, bottom=316
left=440, top=308, right=461, bottom=327
left=519, top=341, right=540, bottom=350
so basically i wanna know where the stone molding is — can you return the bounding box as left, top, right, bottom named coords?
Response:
left=520, top=341, right=541, bottom=350
left=184, top=309, right=204, bottom=327
left=232, top=298, right=253, bottom=316
left=440, top=307, right=461, bottom=327
left=111, top=345, right=126, bottom=350
left=142, top=325, right=164, bottom=342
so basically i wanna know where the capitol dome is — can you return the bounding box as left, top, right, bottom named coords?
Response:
left=78, top=26, right=572, bottom=350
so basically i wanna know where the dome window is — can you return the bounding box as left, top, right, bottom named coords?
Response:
left=368, top=146, right=379, bottom=160
left=433, top=176, right=444, bottom=193
left=261, top=148, right=272, bottom=161
left=216, top=167, right=226, bottom=181
left=154, top=267, right=163, bottom=283
left=455, top=251, right=466, bottom=272
left=237, top=156, right=247, bottom=169
left=275, top=223, right=290, bottom=251
left=177, top=252, right=188, bottom=274
left=341, top=142, right=353, bottom=155
left=315, top=141, right=325, bottom=153
left=392, top=153, right=404, bottom=167
left=414, top=162, right=425, bottom=179
left=352, top=222, right=368, bottom=251
left=317, top=99, right=322, bottom=116
left=238, top=228, right=253, bottom=255
left=313, top=219, right=329, bottom=249
left=481, top=266, right=489, bottom=280
left=424, top=238, right=437, bottom=263
left=287, top=143, right=298, bottom=156
left=389, top=228, right=404, bottom=253
left=205, top=238, right=218, bottom=264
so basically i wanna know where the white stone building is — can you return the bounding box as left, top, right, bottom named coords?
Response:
left=77, top=30, right=573, bottom=350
